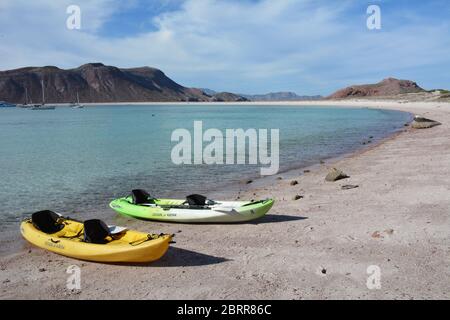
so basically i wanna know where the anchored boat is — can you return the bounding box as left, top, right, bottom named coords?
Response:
left=21, top=210, right=172, bottom=263
left=71, top=91, right=84, bottom=109
left=110, top=190, right=274, bottom=223
left=30, top=80, right=56, bottom=110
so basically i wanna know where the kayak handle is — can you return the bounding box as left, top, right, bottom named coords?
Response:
left=50, top=238, right=60, bottom=244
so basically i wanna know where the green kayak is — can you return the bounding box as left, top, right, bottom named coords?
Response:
left=110, top=190, right=274, bottom=223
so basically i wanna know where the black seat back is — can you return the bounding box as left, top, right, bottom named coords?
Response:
left=131, top=189, right=154, bottom=205
left=31, top=210, right=64, bottom=234
left=186, top=194, right=207, bottom=206
left=84, top=219, right=110, bottom=244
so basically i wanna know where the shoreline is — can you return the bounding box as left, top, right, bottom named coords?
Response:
left=34, top=98, right=445, bottom=107
left=1, top=100, right=449, bottom=299
left=15, top=98, right=447, bottom=109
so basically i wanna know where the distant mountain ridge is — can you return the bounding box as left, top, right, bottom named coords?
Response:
left=241, top=92, right=323, bottom=101
left=202, top=89, right=322, bottom=101
left=0, top=63, right=247, bottom=103
left=328, top=78, right=425, bottom=99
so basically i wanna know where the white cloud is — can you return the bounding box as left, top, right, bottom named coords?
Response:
left=0, top=0, right=449, bottom=94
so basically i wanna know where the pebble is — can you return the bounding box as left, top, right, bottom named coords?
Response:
left=341, top=184, right=359, bottom=190
left=371, top=231, right=383, bottom=238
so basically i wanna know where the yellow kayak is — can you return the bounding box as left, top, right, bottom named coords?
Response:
left=20, top=210, right=172, bottom=263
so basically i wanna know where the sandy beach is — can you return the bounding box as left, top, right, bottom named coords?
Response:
left=1, top=100, right=449, bottom=300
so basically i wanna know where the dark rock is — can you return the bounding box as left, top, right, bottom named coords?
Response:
left=246, top=180, right=253, bottom=184
left=414, top=115, right=436, bottom=122
left=293, top=195, right=304, bottom=200
left=341, top=184, right=359, bottom=190
left=411, top=116, right=441, bottom=129
left=325, top=168, right=349, bottom=182
left=290, top=180, right=299, bottom=186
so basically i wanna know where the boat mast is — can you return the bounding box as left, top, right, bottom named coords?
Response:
left=42, top=80, right=45, bottom=105
left=41, top=80, right=45, bottom=105
left=77, top=91, right=80, bottom=104
left=25, top=87, right=28, bottom=105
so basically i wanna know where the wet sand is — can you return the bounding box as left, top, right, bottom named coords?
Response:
left=1, top=100, right=449, bottom=300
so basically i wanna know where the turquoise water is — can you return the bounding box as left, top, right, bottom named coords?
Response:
left=0, top=105, right=411, bottom=230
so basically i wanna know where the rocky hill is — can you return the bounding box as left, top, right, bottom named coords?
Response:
left=328, top=78, right=425, bottom=99
left=209, top=92, right=249, bottom=102
left=0, top=63, right=230, bottom=103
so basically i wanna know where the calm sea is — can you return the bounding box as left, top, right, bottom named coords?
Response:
left=0, top=105, right=411, bottom=231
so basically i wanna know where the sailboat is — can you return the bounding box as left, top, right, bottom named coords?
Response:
left=71, top=91, right=84, bottom=109
left=16, top=88, right=30, bottom=108
left=30, top=80, right=56, bottom=110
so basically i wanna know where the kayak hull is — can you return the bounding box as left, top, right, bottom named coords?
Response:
left=20, top=219, right=171, bottom=263
left=109, top=198, right=274, bottom=223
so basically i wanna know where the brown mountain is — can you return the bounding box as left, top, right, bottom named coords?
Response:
left=0, top=63, right=235, bottom=103
left=328, top=78, right=425, bottom=99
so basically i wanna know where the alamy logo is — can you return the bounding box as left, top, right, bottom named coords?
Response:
left=366, top=265, right=381, bottom=290
left=367, top=5, right=381, bottom=30
left=66, top=5, right=81, bottom=30
left=171, top=121, right=279, bottom=176
left=66, top=265, right=81, bottom=290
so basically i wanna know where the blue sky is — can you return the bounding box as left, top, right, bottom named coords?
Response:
left=0, top=0, right=449, bottom=95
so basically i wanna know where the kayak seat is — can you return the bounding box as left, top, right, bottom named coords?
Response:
left=31, top=210, right=64, bottom=234
left=186, top=194, right=207, bottom=206
left=131, top=189, right=155, bottom=205
left=84, top=219, right=111, bottom=244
